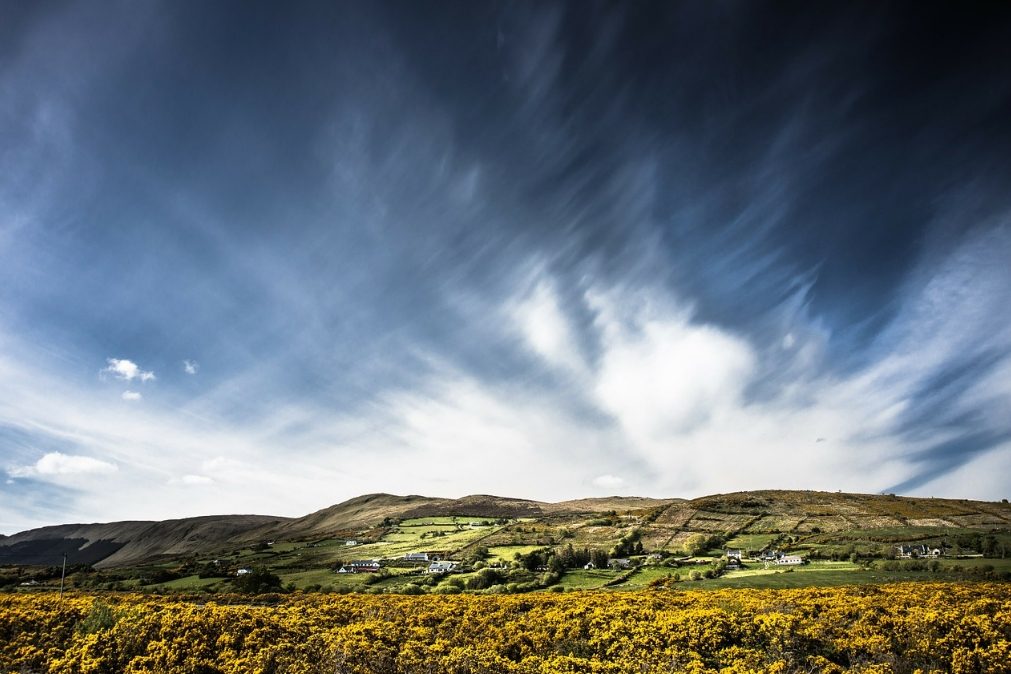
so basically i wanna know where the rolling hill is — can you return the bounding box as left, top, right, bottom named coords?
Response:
left=0, top=515, right=288, bottom=568
left=1, top=490, right=1009, bottom=569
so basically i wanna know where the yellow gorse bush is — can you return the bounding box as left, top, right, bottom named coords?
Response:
left=1, top=582, right=1009, bottom=673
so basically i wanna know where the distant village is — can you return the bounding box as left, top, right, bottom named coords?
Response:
left=228, top=541, right=958, bottom=580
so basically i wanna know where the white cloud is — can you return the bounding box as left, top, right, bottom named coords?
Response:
left=1, top=225, right=1009, bottom=532
left=592, top=474, right=625, bottom=489
left=121, top=390, right=142, bottom=401
left=9, top=452, right=117, bottom=478
left=592, top=305, right=756, bottom=443
left=170, top=474, right=214, bottom=486
left=511, top=278, right=585, bottom=373
left=183, top=360, right=199, bottom=375
left=102, top=358, right=155, bottom=382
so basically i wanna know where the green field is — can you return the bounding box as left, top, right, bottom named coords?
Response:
left=611, top=566, right=678, bottom=589
left=485, top=545, right=545, bottom=562
left=724, top=533, right=781, bottom=551
left=153, top=575, right=220, bottom=590
left=399, top=517, right=499, bottom=527
left=557, top=569, right=616, bottom=589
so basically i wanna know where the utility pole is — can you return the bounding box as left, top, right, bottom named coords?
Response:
left=59, top=553, right=67, bottom=601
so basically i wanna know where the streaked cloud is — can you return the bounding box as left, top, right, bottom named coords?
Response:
left=0, top=1, right=1009, bottom=533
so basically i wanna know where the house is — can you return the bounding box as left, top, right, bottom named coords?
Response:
left=726, top=549, right=743, bottom=560
left=896, top=544, right=932, bottom=559
left=583, top=562, right=596, bottom=570
left=426, top=561, right=458, bottom=574
left=775, top=555, right=804, bottom=565
left=647, top=552, right=664, bottom=561
left=468, top=521, right=488, bottom=528
left=726, top=556, right=742, bottom=569
left=347, top=560, right=381, bottom=573
left=236, top=567, right=254, bottom=576
left=345, top=539, right=358, bottom=547
left=608, top=558, right=632, bottom=570
left=404, top=552, right=429, bottom=562
left=759, top=550, right=780, bottom=562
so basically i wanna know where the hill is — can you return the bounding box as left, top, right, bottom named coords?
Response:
left=1, top=490, right=1009, bottom=570
left=0, top=515, right=287, bottom=568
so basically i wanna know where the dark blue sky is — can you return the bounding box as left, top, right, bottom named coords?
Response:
left=2, top=1, right=1010, bottom=531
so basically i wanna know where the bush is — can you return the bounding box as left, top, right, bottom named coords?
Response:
left=76, top=601, right=119, bottom=635
left=232, top=567, right=284, bottom=594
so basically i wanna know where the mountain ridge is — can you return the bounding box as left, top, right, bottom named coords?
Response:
left=2, top=490, right=1009, bottom=568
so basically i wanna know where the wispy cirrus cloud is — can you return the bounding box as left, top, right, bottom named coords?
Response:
left=1, top=1, right=1009, bottom=535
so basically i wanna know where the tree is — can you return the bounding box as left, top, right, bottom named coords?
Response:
left=233, top=567, right=284, bottom=594
left=685, top=534, right=709, bottom=557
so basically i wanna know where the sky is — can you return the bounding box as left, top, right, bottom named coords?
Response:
left=2, top=2, right=1011, bottom=533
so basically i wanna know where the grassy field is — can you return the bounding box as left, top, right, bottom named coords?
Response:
left=557, top=569, right=616, bottom=589
left=398, top=517, right=500, bottom=527
left=610, top=566, right=678, bottom=589
left=153, top=575, right=220, bottom=590
left=485, top=545, right=545, bottom=562
left=724, top=533, right=781, bottom=551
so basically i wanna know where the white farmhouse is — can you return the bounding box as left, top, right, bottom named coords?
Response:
left=426, top=561, right=458, bottom=574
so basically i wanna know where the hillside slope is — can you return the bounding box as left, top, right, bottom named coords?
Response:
left=2, top=490, right=1009, bottom=568
left=0, top=515, right=287, bottom=568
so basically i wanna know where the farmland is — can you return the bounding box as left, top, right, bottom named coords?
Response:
left=2, top=490, right=1010, bottom=596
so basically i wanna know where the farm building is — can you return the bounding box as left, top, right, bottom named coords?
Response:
left=426, top=561, right=458, bottom=574
left=340, top=560, right=381, bottom=573
left=896, top=544, right=942, bottom=558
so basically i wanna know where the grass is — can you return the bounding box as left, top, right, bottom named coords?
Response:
left=610, top=566, right=678, bottom=589
left=698, top=569, right=925, bottom=589
left=557, top=569, right=619, bottom=590
left=724, top=533, right=781, bottom=551
left=485, top=545, right=545, bottom=562
left=399, top=517, right=499, bottom=527
left=822, top=526, right=977, bottom=542
left=942, top=557, right=1011, bottom=570
left=154, top=575, right=220, bottom=590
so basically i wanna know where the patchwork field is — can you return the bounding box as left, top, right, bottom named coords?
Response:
left=3, top=490, right=1010, bottom=597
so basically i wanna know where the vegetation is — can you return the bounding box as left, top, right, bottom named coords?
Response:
left=2, top=584, right=1010, bottom=673
left=3, top=490, right=1010, bottom=596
